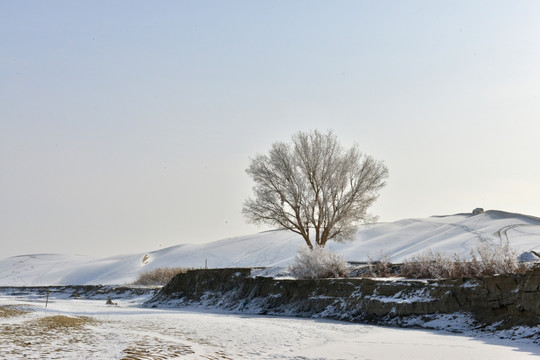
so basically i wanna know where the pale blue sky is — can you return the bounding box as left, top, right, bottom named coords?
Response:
left=2, top=1, right=540, bottom=258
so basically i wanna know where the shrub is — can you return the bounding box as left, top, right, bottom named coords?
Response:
left=475, top=240, right=522, bottom=275
left=400, top=250, right=463, bottom=279
left=400, top=241, right=528, bottom=279
left=289, top=246, right=349, bottom=279
left=133, top=267, right=192, bottom=286
left=365, top=251, right=396, bottom=278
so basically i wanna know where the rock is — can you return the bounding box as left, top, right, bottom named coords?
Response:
left=518, top=251, right=540, bottom=263
left=105, top=296, right=117, bottom=306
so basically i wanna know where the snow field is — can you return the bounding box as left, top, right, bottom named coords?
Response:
left=1, top=295, right=539, bottom=360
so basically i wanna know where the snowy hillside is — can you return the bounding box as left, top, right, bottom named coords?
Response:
left=1, top=210, right=540, bottom=286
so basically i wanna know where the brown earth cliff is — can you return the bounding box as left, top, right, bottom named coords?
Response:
left=147, top=266, right=540, bottom=330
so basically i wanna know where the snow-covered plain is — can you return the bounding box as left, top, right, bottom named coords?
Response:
left=1, top=210, right=540, bottom=286
left=2, top=210, right=540, bottom=358
left=1, top=294, right=539, bottom=360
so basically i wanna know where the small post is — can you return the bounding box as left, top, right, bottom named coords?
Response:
left=45, top=289, right=50, bottom=308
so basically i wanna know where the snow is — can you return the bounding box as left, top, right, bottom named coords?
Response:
left=366, top=288, right=434, bottom=304
left=2, top=210, right=540, bottom=358
left=2, top=210, right=540, bottom=286
left=1, top=294, right=539, bottom=359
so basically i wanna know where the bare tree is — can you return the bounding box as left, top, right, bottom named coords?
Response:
left=243, top=130, right=388, bottom=248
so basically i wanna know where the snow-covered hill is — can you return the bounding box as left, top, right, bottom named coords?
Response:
left=1, top=210, right=540, bottom=286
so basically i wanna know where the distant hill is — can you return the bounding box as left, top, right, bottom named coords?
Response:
left=1, top=210, right=539, bottom=286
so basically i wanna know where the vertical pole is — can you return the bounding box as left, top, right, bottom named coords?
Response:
left=45, top=289, right=50, bottom=308
left=205, top=258, right=208, bottom=269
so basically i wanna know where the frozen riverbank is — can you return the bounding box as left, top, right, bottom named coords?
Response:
left=147, top=267, right=540, bottom=338
left=1, top=292, right=539, bottom=360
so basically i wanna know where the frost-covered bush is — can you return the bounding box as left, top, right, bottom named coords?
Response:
left=475, top=241, right=524, bottom=275
left=400, top=241, right=528, bottom=279
left=365, top=251, right=396, bottom=277
left=289, top=246, right=349, bottom=279
left=400, top=250, right=467, bottom=279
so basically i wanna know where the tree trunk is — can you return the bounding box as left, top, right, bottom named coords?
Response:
left=302, top=234, right=314, bottom=249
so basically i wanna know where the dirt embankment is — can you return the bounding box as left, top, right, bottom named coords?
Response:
left=147, top=267, right=540, bottom=329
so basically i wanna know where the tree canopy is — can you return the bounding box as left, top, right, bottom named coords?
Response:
left=243, top=130, right=388, bottom=248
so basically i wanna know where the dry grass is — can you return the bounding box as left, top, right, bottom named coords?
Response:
left=0, top=314, right=97, bottom=358
left=0, top=315, right=95, bottom=337
left=121, top=341, right=195, bottom=359
left=0, top=305, right=29, bottom=318
left=133, top=267, right=193, bottom=286
left=34, top=315, right=94, bottom=331
left=0, top=307, right=234, bottom=359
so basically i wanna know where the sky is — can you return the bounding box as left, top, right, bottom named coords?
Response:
left=1, top=1, right=540, bottom=259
